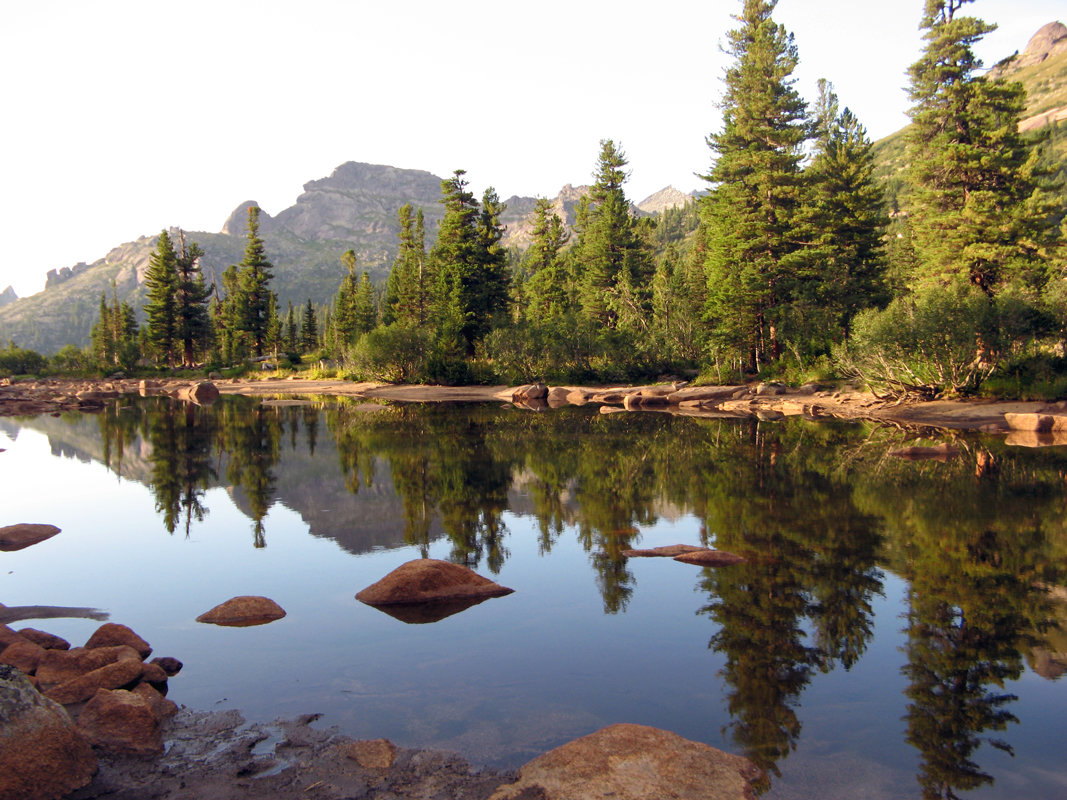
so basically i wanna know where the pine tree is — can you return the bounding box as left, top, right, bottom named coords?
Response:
left=520, top=197, right=571, bottom=318
left=384, top=205, right=430, bottom=326
left=174, top=231, right=213, bottom=367
left=352, top=272, right=378, bottom=335
left=793, top=82, right=888, bottom=341
left=701, top=0, right=808, bottom=372
left=333, top=249, right=362, bottom=348
left=905, top=0, right=1059, bottom=295
left=472, top=187, right=510, bottom=337
left=285, top=301, right=298, bottom=352
left=572, top=140, right=651, bottom=329
left=90, top=284, right=139, bottom=370
left=233, top=206, right=276, bottom=357
left=300, top=298, right=319, bottom=352
left=143, top=230, right=180, bottom=366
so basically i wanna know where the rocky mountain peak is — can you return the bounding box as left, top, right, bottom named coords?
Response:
left=1020, top=21, right=1067, bottom=68
left=221, top=201, right=274, bottom=236
left=0, top=286, right=17, bottom=308
left=637, top=186, right=695, bottom=215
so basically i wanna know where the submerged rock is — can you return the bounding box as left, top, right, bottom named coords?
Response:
left=622, top=544, right=709, bottom=558
left=356, top=559, right=514, bottom=608
left=488, top=722, right=761, bottom=800
left=673, top=550, right=747, bottom=567
left=0, top=523, right=60, bottom=551
left=196, top=596, right=287, bottom=627
left=0, top=664, right=98, bottom=800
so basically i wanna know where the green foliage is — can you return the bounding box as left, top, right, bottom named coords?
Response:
left=174, top=232, right=213, bottom=367
left=49, top=344, right=94, bottom=375
left=142, top=230, right=180, bottom=366
left=347, top=323, right=431, bottom=383
left=0, top=341, right=47, bottom=376
left=90, top=287, right=139, bottom=372
left=835, top=282, right=1000, bottom=398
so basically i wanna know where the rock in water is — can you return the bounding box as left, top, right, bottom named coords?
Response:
left=0, top=523, right=60, bottom=552
left=178, top=381, right=220, bottom=405
left=673, top=549, right=747, bottom=567
left=356, top=559, right=514, bottom=606
left=196, top=596, right=286, bottom=627
left=0, top=664, right=98, bottom=800
left=622, top=544, right=709, bottom=558
left=488, top=723, right=761, bottom=800
left=84, top=623, right=152, bottom=658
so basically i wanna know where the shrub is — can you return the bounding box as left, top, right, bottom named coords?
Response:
left=347, top=324, right=430, bottom=383
left=0, top=342, right=47, bottom=377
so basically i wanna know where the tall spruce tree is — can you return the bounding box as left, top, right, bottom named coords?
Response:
left=233, top=206, right=276, bottom=357
left=384, top=205, right=430, bottom=326
left=300, top=298, right=319, bottom=352
left=333, top=249, right=362, bottom=347
left=905, top=0, right=1059, bottom=295
left=143, top=230, right=180, bottom=366
left=701, top=0, right=808, bottom=372
left=572, top=140, right=651, bottom=329
left=520, top=197, right=571, bottom=319
left=174, top=231, right=213, bottom=367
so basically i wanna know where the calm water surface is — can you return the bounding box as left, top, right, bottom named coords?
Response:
left=1, top=396, right=1065, bottom=799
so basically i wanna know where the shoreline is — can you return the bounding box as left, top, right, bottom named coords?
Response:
left=3, top=375, right=1064, bottom=437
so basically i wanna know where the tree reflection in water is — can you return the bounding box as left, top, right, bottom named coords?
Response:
left=91, top=398, right=1067, bottom=796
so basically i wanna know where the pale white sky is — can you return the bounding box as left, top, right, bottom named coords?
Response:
left=0, top=0, right=1061, bottom=297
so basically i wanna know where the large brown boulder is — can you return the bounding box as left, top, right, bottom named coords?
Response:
left=196, top=596, right=287, bottom=627
left=178, top=381, right=220, bottom=405
left=84, top=623, right=152, bottom=658
left=77, top=688, right=163, bottom=757
left=356, top=559, right=514, bottom=607
left=513, top=383, right=549, bottom=402
left=0, top=523, right=60, bottom=551
left=0, top=664, right=97, bottom=800
left=0, top=638, right=46, bottom=673
left=489, top=723, right=761, bottom=800
left=44, top=657, right=144, bottom=705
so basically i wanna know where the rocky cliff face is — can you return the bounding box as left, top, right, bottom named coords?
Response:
left=636, top=186, right=695, bottom=215
left=992, top=21, right=1067, bottom=75
left=0, top=286, right=16, bottom=308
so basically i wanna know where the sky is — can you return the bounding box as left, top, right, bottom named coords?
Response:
left=1, top=0, right=1062, bottom=298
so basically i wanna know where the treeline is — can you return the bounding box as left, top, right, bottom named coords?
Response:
left=5, top=0, right=1065, bottom=398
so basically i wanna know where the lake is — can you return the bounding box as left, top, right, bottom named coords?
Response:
left=1, top=395, right=1065, bottom=799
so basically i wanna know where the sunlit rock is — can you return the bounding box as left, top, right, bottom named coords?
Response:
left=0, top=523, right=60, bottom=551
left=85, top=623, right=152, bottom=658
left=356, top=559, right=513, bottom=611
left=488, top=723, right=761, bottom=800
left=196, top=596, right=287, bottom=627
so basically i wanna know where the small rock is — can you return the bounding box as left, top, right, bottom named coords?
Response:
left=17, top=629, right=70, bottom=651
left=673, top=550, right=747, bottom=567
left=140, top=661, right=169, bottom=684
left=488, top=723, right=761, bottom=800
left=0, top=523, right=60, bottom=551
left=341, top=738, right=397, bottom=769
left=566, top=389, right=590, bottom=406
left=77, top=688, right=163, bottom=757
left=0, top=638, right=47, bottom=673
left=196, top=596, right=286, bottom=627
left=149, top=656, right=183, bottom=676
left=84, top=623, right=152, bottom=658
left=754, top=382, right=787, bottom=396
left=0, top=664, right=98, bottom=800
left=356, top=559, right=514, bottom=607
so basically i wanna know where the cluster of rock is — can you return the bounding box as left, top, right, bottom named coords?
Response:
left=0, top=621, right=183, bottom=798
left=505, top=381, right=847, bottom=422
left=0, top=378, right=222, bottom=416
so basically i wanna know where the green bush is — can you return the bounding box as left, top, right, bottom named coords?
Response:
left=347, top=324, right=430, bottom=383
left=0, top=342, right=47, bottom=377
left=834, top=282, right=999, bottom=398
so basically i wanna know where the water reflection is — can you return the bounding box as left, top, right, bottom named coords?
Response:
left=13, top=397, right=1067, bottom=797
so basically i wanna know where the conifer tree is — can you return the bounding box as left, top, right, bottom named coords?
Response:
left=384, top=205, right=430, bottom=326
left=143, top=230, right=180, bottom=366
left=333, top=249, right=362, bottom=347
left=174, top=231, right=213, bottom=367
left=285, top=301, right=298, bottom=352
left=905, top=0, right=1059, bottom=295
left=232, top=207, right=276, bottom=357
left=352, top=271, right=378, bottom=335
left=91, top=285, right=139, bottom=370
left=300, top=298, right=319, bottom=352
left=520, top=197, right=571, bottom=318
left=701, top=0, right=808, bottom=372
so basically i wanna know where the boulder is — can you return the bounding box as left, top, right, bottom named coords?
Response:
left=178, top=381, right=220, bottom=405
left=0, top=638, right=47, bottom=673
left=356, top=559, right=514, bottom=607
left=622, top=545, right=710, bottom=558
left=0, top=664, right=97, bottom=800
left=665, top=385, right=744, bottom=404
left=513, top=383, right=549, bottom=402
left=1004, top=412, right=1067, bottom=433
left=488, top=723, right=761, bottom=800
left=673, top=550, right=747, bottom=567
left=150, top=656, right=183, bottom=676
left=196, top=596, right=287, bottom=627
left=36, top=645, right=141, bottom=690
left=44, top=657, right=144, bottom=705
left=566, top=389, right=590, bottom=406
left=140, top=661, right=169, bottom=684
left=77, top=688, right=163, bottom=757
left=17, top=628, right=70, bottom=651
left=0, top=523, right=60, bottom=551
left=131, top=683, right=178, bottom=721
left=0, top=625, right=24, bottom=649
left=546, top=386, right=571, bottom=408
left=754, top=382, right=787, bottom=396
left=84, top=623, right=152, bottom=658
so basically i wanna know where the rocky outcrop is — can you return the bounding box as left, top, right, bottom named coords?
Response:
left=196, top=596, right=287, bottom=627
left=221, top=200, right=275, bottom=236
left=0, top=286, right=16, bottom=308
left=489, top=723, right=761, bottom=800
left=0, top=664, right=97, bottom=800
left=356, top=559, right=514, bottom=607
left=44, top=262, right=91, bottom=290
left=994, top=21, right=1067, bottom=74
left=0, top=523, right=60, bottom=551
